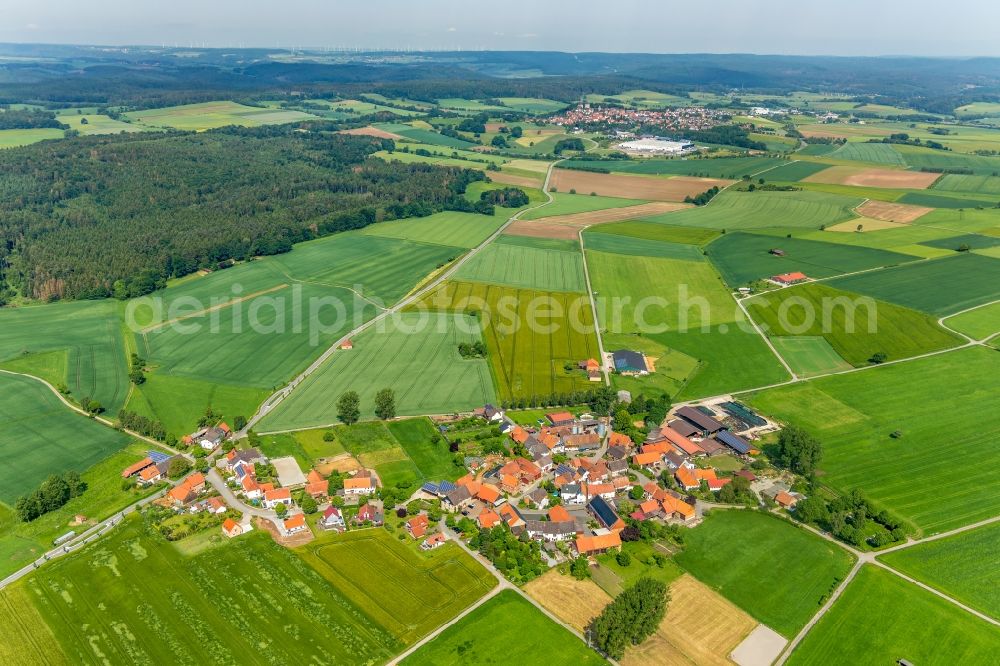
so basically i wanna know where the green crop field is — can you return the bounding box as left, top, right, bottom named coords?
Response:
left=918, top=233, right=1000, bottom=252
left=0, top=128, right=64, bottom=148
left=521, top=192, right=647, bottom=220
left=0, top=442, right=163, bottom=579
left=55, top=113, right=146, bottom=135
left=2, top=520, right=402, bottom=664
left=943, top=301, right=1000, bottom=340
left=746, top=347, right=1000, bottom=535
left=932, top=173, right=1000, bottom=195
left=560, top=156, right=787, bottom=178
left=413, top=281, right=600, bottom=400
left=787, top=566, right=1000, bottom=665
left=798, top=144, right=839, bottom=156
left=746, top=283, right=961, bottom=366
left=770, top=336, right=853, bottom=376
left=124, top=101, right=318, bottom=131
left=640, top=190, right=863, bottom=231
left=586, top=250, right=789, bottom=397
left=674, top=510, right=855, bottom=638
left=374, top=123, right=478, bottom=149
left=387, top=418, right=465, bottom=482
left=497, top=98, right=568, bottom=113
left=402, top=589, right=604, bottom=666
left=893, top=144, right=1000, bottom=175
left=259, top=312, right=497, bottom=431
left=454, top=240, right=586, bottom=292
left=0, top=373, right=132, bottom=503
left=362, top=211, right=505, bottom=248
left=0, top=300, right=128, bottom=414
left=828, top=142, right=906, bottom=165
left=828, top=253, right=1000, bottom=315
left=300, top=529, right=496, bottom=646
left=587, top=221, right=720, bottom=245
left=879, top=522, right=1000, bottom=619
left=707, top=231, right=917, bottom=287
left=760, top=160, right=833, bottom=181
left=583, top=233, right=704, bottom=260
left=899, top=191, right=996, bottom=208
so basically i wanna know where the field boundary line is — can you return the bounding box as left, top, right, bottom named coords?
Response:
left=140, top=283, right=290, bottom=333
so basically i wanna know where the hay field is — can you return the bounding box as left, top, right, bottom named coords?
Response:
left=856, top=199, right=933, bottom=223
left=804, top=165, right=940, bottom=189
left=524, top=570, right=611, bottom=633
left=550, top=169, right=732, bottom=201
left=623, top=575, right=758, bottom=666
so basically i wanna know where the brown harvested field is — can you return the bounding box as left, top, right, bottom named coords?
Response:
left=527, top=201, right=690, bottom=226
left=804, top=165, right=940, bottom=189
left=504, top=220, right=583, bottom=240
left=491, top=170, right=544, bottom=188
left=316, top=453, right=362, bottom=475
left=338, top=125, right=405, bottom=140
left=623, top=575, right=758, bottom=666
left=550, top=169, right=732, bottom=201
left=524, top=569, right=612, bottom=633
left=856, top=199, right=934, bottom=223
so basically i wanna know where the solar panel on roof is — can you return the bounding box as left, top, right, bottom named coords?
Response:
left=147, top=451, right=171, bottom=464
left=716, top=430, right=751, bottom=454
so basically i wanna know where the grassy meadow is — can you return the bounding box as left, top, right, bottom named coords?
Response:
left=640, top=190, right=862, bottom=230
left=454, top=239, right=587, bottom=292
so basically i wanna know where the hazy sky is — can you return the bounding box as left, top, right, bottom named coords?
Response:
left=0, top=0, right=997, bottom=57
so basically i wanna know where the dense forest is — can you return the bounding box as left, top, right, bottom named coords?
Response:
left=0, top=126, right=485, bottom=300
left=0, top=108, right=65, bottom=130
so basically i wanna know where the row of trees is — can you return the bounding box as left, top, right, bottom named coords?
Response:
left=684, top=185, right=720, bottom=206
left=15, top=471, right=87, bottom=522
left=336, top=389, right=396, bottom=424
left=117, top=409, right=169, bottom=442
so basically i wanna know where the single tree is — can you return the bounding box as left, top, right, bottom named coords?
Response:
left=337, top=391, right=361, bottom=425
left=374, top=388, right=396, bottom=420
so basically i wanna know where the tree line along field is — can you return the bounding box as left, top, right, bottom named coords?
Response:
left=298, top=529, right=497, bottom=646
left=402, top=590, right=605, bottom=666
left=585, top=248, right=789, bottom=398
left=411, top=281, right=600, bottom=401
left=877, top=521, right=1000, bottom=620
left=746, top=347, right=1000, bottom=536
left=0, top=300, right=128, bottom=414
left=787, top=566, right=1000, bottom=664
left=0, top=372, right=133, bottom=504
left=453, top=238, right=587, bottom=292
left=257, top=313, right=497, bottom=435
left=706, top=231, right=919, bottom=287
left=827, top=252, right=1000, bottom=316
left=674, top=510, right=855, bottom=639
left=638, top=189, right=863, bottom=230
left=745, top=282, right=962, bottom=367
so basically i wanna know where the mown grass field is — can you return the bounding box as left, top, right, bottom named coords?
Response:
left=300, top=528, right=496, bottom=646
left=0, top=128, right=64, bottom=148
left=675, top=510, right=854, bottom=638
left=707, top=231, right=917, bottom=287
left=787, top=566, right=1000, bottom=665
left=0, top=300, right=128, bottom=414
left=746, top=347, right=1000, bottom=535
left=640, top=190, right=863, bottom=230
left=746, top=283, right=961, bottom=366
left=124, top=101, right=318, bottom=131
left=879, top=522, right=1000, bottom=620
left=413, top=281, right=600, bottom=400
left=402, top=589, right=604, bottom=666
left=2, top=520, right=401, bottom=664
left=587, top=250, right=789, bottom=397
left=0, top=442, right=163, bottom=579
left=770, top=336, right=853, bottom=376
left=828, top=253, right=1000, bottom=315
left=943, top=301, right=1000, bottom=339
left=387, top=418, right=465, bottom=482
left=258, top=312, right=497, bottom=432
left=0, top=373, right=132, bottom=503
left=560, top=156, right=787, bottom=178
left=362, top=211, right=505, bottom=248
left=454, top=239, right=586, bottom=292
left=55, top=113, right=146, bottom=135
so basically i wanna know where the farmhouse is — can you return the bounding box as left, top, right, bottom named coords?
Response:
left=422, top=533, right=447, bottom=550
left=283, top=513, right=308, bottom=535
left=478, top=510, right=501, bottom=528
left=166, top=472, right=206, bottom=506
left=121, top=457, right=154, bottom=479
left=526, top=520, right=577, bottom=542
left=575, top=532, right=622, bottom=556
left=588, top=496, right=625, bottom=531
left=612, top=349, right=651, bottom=376
left=355, top=502, right=384, bottom=526
left=675, top=466, right=730, bottom=492
left=320, top=506, right=345, bottom=531
left=476, top=483, right=503, bottom=506
left=225, top=447, right=266, bottom=469
left=444, top=485, right=473, bottom=512
left=561, top=483, right=585, bottom=504
left=222, top=518, right=243, bottom=538
left=772, top=271, right=809, bottom=285
left=546, top=411, right=575, bottom=426
left=138, top=465, right=162, bottom=485
left=407, top=514, right=430, bottom=538
left=662, top=426, right=706, bottom=456
left=344, top=476, right=376, bottom=495
left=205, top=497, right=227, bottom=514
left=263, top=487, right=292, bottom=509
left=525, top=487, right=550, bottom=509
